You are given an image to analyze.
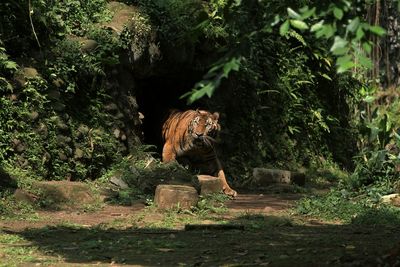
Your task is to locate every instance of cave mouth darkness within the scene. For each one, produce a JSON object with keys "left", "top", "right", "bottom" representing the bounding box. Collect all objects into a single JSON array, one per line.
[{"left": 135, "top": 75, "right": 200, "bottom": 157}]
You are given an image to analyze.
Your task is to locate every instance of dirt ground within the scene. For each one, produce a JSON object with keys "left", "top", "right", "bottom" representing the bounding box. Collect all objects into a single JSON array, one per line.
[{"left": 1, "top": 192, "right": 400, "bottom": 266}]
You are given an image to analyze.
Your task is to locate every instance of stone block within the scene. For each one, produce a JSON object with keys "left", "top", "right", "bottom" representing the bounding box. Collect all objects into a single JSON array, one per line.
[
  {"left": 154, "top": 185, "right": 198, "bottom": 210},
  {"left": 197, "top": 175, "right": 223, "bottom": 195}
]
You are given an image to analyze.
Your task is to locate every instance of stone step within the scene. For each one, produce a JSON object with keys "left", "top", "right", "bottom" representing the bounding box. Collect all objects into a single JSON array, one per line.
[{"left": 197, "top": 175, "right": 223, "bottom": 195}]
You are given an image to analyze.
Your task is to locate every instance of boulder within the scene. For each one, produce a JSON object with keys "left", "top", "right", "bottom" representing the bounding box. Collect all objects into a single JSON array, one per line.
[
  {"left": 154, "top": 185, "right": 199, "bottom": 210},
  {"left": 197, "top": 175, "right": 223, "bottom": 195},
  {"left": 252, "top": 168, "right": 306, "bottom": 186},
  {"left": 104, "top": 2, "right": 140, "bottom": 34},
  {"left": 109, "top": 175, "right": 129, "bottom": 190},
  {"left": 51, "top": 79, "right": 64, "bottom": 89},
  {"left": 74, "top": 148, "right": 84, "bottom": 159},
  {"left": 14, "top": 67, "right": 40, "bottom": 87},
  {"left": 23, "top": 67, "right": 39, "bottom": 78},
  {"left": 80, "top": 39, "right": 98, "bottom": 53},
  {"left": 104, "top": 1, "right": 161, "bottom": 78},
  {"left": 14, "top": 189, "right": 37, "bottom": 204},
  {"left": 31, "top": 181, "right": 98, "bottom": 209},
  {"left": 65, "top": 35, "right": 98, "bottom": 53},
  {"left": 29, "top": 111, "right": 39, "bottom": 121}
]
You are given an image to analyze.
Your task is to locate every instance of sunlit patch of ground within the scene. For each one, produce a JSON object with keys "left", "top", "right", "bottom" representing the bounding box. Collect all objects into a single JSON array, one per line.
[{"left": 1, "top": 193, "right": 399, "bottom": 266}]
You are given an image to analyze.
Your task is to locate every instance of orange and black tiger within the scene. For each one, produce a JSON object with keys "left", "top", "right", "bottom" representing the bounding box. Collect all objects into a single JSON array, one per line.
[{"left": 161, "top": 109, "right": 237, "bottom": 197}]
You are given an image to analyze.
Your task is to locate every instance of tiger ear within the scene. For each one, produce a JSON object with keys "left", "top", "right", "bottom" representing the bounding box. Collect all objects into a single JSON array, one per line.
[{"left": 212, "top": 112, "right": 219, "bottom": 121}]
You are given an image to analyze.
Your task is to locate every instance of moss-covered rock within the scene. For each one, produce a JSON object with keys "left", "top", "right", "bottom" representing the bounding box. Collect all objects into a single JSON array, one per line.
[
  {"left": 31, "top": 181, "right": 101, "bottom": 210},
  {"left": 104, "top": 1, "right": 161, "bottom": 78}
]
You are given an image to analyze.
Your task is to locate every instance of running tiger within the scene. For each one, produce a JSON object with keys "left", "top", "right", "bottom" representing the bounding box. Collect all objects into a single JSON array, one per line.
[{"left": 161, "top": 109, "right": 237, "bottom": 197}]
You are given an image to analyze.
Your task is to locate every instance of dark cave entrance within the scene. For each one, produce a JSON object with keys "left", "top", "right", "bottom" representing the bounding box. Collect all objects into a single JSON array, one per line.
[{"left": 135, "top": 75, "right": 199, "bottom": 157}]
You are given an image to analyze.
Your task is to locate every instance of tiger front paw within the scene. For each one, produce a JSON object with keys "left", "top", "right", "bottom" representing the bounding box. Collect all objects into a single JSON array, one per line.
[{"left": 223, "top": 187, "right": 237, "bottom": 198}]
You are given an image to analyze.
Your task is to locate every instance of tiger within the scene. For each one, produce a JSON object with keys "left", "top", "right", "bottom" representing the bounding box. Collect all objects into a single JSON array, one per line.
[{"left": 161, "top": 109, "right": 237, "bottom": 197}]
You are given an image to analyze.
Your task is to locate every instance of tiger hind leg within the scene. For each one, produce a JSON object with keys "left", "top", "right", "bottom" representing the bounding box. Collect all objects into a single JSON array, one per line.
[{"left": 162, "top": 142, "right": 176, "bottom": 163}]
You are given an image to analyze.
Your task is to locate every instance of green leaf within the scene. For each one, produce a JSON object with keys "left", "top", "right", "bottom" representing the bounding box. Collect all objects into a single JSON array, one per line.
[
  {"left": 316, "top": 24, "right": 335, "bottom": 38},
  {"left": 287, "top": 8, "right": 301, "bottom": 19},
  {"left": 300, "top": 7, "right": 316, "bottom": 19},
  {"left": 288, "top": 125, "right": 300, "bottom": 134},
  {"left": 369, "top": 25, "right": 386, "bottom": 36},
  {"left": 271, "top": 15, "right": 280, "bottom": 26},
  {"left": 394, "top": 131, "right": 400, "bottom": 141},
  {"left": 358, "top": 54, "right": 372, "bottom": 69},
  {"left": 290, "top": 20, "right": 309, "bottom": 30},
  {"left": 330, "top": 36, "right": 348, "bottom": 55},
  {"left": 189, "top": 89, "right": 206, "bottom": 104},
  {"left": 310, "top": 20, "right": 324, "bottom": 32},
  {"left": 336, "top": 54, "right": 352, "bottom": 65},
  {"left": 355, "top": 27, "right": 365, "bottom": 40},
  {"left": 337, "top": 62, "right": 354, "bottom": 73},
  {"left": 332, "top": 47, "right": 349, "bottom": 56},
  {"left": 336, "top": 55, "right": 354, "bottom": 73},
  {"left": 299, "top": 6, "right": 309, "bottom": 13},
  {"left": 342, "top": 0, "right": 351, "bottom": 8},
  {"left": 4, "top": 61, "right": 17, "bottom": 71},
  {"left": 280, "top": 20, "right": 290, "bottom": 36},
  {"left": 223, "top": 57, "right": 240, "bottom": 77},
  {"left": 185, "top": 83, "right": 216, "bottom": 104},
  {"left": 333, "top": 7, "right": 344, "bottom": 20},
  {"left": 204, "top": 83, "right": 215, "bottom": 98},
  {"left": 323, "top": 58, "right": 332, "bottom": 67},
  {"left": 347, "top": 17, "right": 360, "bottom": 32},
  {"left": 183, "top": 57, "right": 241, "bottom": 103},
  {"left": 362, "top": 42, "right": 372, "bottom": 53},
  {"left": 0, "top": 77, "right": 13, "bottom": 92},
  {"left": 233, "top": 0, "right": 241, "bottom": 6},
  {"left": 321, "top": 73, "right": 332, "bottom": 81},
  {"left": 363, "top": 95, "right": 375, "bottom": 103}
]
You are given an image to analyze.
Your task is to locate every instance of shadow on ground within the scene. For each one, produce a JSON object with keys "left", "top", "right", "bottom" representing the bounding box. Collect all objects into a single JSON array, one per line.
[{"left": 7, "top": 213, "right": 400, "bottom": 267}]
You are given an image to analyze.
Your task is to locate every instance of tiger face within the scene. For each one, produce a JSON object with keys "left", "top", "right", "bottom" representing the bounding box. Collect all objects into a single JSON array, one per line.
[{"left": 188, "top": 111, "right": 220, "bottom": 146}]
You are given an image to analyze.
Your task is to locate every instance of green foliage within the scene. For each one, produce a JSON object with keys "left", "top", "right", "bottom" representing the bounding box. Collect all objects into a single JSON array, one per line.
[
  {"left": 133, "top": 0, "right": 210, "bottom": 46},
  {"left": 0, "top": 44, "right": 17, "bottom": 92},
  {"left": 32, "top": 0, "right": 111, "bottom": 37},
  {"left": 194, "top": 193, "right": 229, "bottom": 214},
  {"left": 182, "top": 56, "right": 241, "bottom": 104},
  {"left": 346, "top": 86, "right": 400, "bottom": 189},
  {"left": 296, "top": 188, "right": 400, "bottom": 225},
  {"left": 0, "top": 190, "right": 37, "bottom": 220},
  {"left": 208, "top": 11, "right": 358, "bottom": 180},
  {"left": 155, "top": 0, "right": 360, "bottom": 178},
  {"left": 48, "top": 29, "right": 121, "bottom": 93},
  {"left": 0, "top": 0, "right": 110, "bottom": 56},
  {"left": 99, "top": 154, "right": 197, "bottom": 203},
  {"left": 181, "top": 0, "right": 386, "bottom": 104},
  {"left": 0, "top": 1, "right": 128, "bottom": 181},
  {"left": 278, "top": 2, "right": 385, "bottom": 73},
  {"left": 0, "top": 73, "right": 122, "bottom": 181},
  {"left": 0, "top": 0, "right": 393, "bottom": 209},
  {"left": 0, "top": 45, "right": 18, "bottom": 74}
]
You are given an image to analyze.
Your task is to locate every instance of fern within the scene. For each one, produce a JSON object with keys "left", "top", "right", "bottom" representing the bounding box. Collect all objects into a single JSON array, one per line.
[
  {"left": 286, "top": 29, "right": 307, "bottom": 46},
  {"left": 0, "top": 45, "right": 18, "bottom": 73}
]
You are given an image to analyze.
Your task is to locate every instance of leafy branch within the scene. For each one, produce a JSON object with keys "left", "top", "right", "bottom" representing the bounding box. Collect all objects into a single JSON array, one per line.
[
  {"left": 181, "top": 56, "right": 241, "bottom": 104},
  {"left": 279, "top": 2, "right": 386, "bottom": 73}
]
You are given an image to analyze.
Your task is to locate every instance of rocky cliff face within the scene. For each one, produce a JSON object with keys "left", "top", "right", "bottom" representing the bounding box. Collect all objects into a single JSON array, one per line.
[{"left": 0, "top": 1, "right": 207, "bottom": 180}]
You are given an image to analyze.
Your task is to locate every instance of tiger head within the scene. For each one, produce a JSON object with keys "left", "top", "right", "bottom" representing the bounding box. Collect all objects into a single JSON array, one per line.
[{"left": 188, "top": 110, "right": 220, "bottom": 146}]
